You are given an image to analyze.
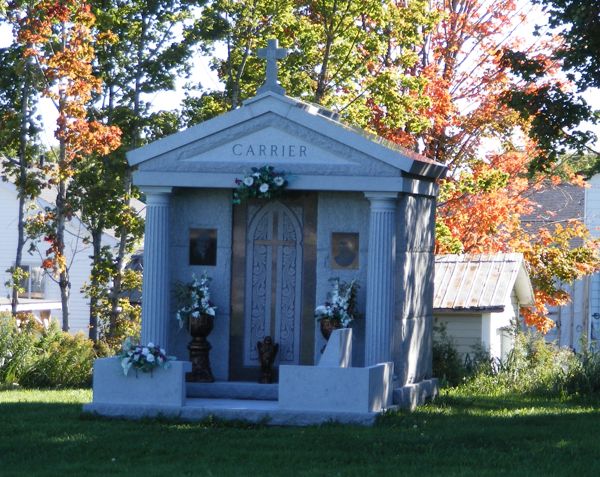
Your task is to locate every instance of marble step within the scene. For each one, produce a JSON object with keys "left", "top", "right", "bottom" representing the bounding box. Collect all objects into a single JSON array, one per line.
[
  {"left": 182, "top": 398, "right": 378, "bottom": 426},
  {"left": 186, "top": 381, "right": 278, "bottom": 401}
]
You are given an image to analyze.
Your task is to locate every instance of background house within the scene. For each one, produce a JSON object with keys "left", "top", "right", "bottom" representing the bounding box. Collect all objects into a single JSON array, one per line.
[
  {"left": 433, "top": 253, "right": 535, "bottom": 361},
  {"left": 522, "top": 180, "right": 600, "bottom": 351},
  {"left": 0, "top": 181, "right": 122, "bottom": 334}
]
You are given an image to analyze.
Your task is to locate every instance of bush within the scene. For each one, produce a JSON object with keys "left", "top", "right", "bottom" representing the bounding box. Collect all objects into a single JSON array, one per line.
[
  {"left": 459, "top": 331, "right": 600, "bottom": 399},
  {"left": 0, "top": 313, "right": 38, "bottom": 384},
  {"left": 433, "top": 322, "right": 600, "bottom": 400},
  {"left": 563, "top": 340, "right": 600, "bottom": 396},
  {"left": 0, "top": 314, "right": 97, "bottom": 388},
  {"left": 98, "top": 298, "right": 141, "bottom": 353},
  {"left": 19, "top": 323, "right": 96, "bottom": 388},
  {"left": 433, "top": 321, "right": 495, "bottom": 387}
]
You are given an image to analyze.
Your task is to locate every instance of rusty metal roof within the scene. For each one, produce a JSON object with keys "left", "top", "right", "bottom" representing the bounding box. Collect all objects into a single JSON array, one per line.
[{"left": 434, "top": 253, "right": 534, "bottom": 311}]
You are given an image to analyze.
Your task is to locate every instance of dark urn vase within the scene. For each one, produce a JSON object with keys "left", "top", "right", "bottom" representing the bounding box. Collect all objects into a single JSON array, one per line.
[
  {"left": 319, "top": 318, "right": 343, "bottom": 341},
  {"left": 187, "top": 313, "right": 215, "bottom": 382}
]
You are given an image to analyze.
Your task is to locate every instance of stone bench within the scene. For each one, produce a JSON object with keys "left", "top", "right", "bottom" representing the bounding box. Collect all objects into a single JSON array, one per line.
[{"left": 279, "top": 328, "right": 393, "bottom": 413}]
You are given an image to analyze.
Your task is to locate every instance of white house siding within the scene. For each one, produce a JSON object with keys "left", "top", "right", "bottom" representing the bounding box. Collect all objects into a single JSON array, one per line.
[
  {"left": 0, "top": 182, "right": 117, "bottom": 334},
  {"left": 41, "top": 218, "right": 96, "bottom": 334},
  {"left": 586, "top": 175, "right": 600, "bottom": 349},
  {"left": 488, "top": 291, "right": 518, "bottom": 360},
  {"left": 0, "top": 186, "right": 18, "bottom": 285},
  {"left": 543, "top": 278, "right": 590, "bottom": 351}
]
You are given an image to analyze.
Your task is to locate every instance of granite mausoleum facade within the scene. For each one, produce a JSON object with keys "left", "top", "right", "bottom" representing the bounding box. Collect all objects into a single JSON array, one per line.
[{"left": 86, "top": 41, "right": 447, "bottom": 423}]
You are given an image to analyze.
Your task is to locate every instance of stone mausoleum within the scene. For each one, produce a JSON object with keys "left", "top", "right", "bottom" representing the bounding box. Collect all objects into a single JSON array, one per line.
[{"left": 85, "top": 41, "right": 447, "bottom": 425}]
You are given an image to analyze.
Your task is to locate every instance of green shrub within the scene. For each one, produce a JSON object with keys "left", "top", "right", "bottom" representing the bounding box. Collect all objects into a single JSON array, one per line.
[
  {"left": 563, "top": 340, "right": 600, "bottom": 396},
  {"left": 19, "top": 322, "right": 96, "bottom": 388},
  {"left": 0, "top": 314, "right": 97, "bottom": 388},
  {"left": 98, "top": 298, "right": 141, "bottom": 353},
  {"left": 434, "top": 326, "right": 600, "bottom": 400},
  {"left": 460, "top": 331, "right": 593, "bottom": 399},
  {"left": 0, "top": 313, "right": 38, "bottom": 384},
  {"left": 433, "top": 321, "right": 496, "bottom": 387}
]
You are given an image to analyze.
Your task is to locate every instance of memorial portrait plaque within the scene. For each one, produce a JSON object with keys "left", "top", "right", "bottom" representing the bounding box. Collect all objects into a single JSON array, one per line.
[
  {"left": 331, "top": 232, "right": 359, "bottom": 270},
  {"left": 189, "top": 228, "right": 217, "bottom": 266}
]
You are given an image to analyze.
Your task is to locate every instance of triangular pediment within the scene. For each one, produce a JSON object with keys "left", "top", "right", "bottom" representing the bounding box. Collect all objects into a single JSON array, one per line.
[
  {"left": 128, "top": 92, "right": 446, "bottom": 193},
  {"left": 182, "top": 126, "right": 353, "bottom": 167},
  {"left": 136, "top": 113, "right": 403, "bottom": 177}
]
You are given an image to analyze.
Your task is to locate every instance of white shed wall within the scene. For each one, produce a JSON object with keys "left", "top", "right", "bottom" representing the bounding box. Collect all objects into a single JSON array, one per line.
[
  {"left": 435, "top": 292, "right": 518, "bottom": 361},
  {"left": 434, "top": 314, "right": 482, "bottom": 356}
]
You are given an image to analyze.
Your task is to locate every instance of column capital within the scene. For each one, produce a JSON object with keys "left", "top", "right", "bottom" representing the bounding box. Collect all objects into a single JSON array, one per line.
[
  {"left": 364, "top": 192, "right": 397, "bottom": 209},
  {"left": 141, "top": 186, "right": 172, "bottom": 206},
  {"left": 140, "top": 186, "right": 173, "bottom": 195}
]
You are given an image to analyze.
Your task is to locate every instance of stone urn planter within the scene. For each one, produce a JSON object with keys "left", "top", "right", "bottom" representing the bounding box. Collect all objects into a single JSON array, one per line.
[{"left": 187, "top": 314, "right": 215, "bottom": 382}]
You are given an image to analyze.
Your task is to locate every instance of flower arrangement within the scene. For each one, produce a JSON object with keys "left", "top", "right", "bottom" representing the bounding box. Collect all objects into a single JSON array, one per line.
[
  {"left": 233, "top": 165, "right": 287, "bottom": 204},
  {"left": 314, "top": 278, "right": 359, "bottom": 328},
  {"left": 175, "top": 273, "right": 217, "bottom": 328},
  {"left": 119, "top": 338, "right": 174, "bottom": 376}
]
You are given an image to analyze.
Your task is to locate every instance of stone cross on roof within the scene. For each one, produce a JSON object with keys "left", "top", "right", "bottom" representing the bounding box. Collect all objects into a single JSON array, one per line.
[{"left": 257, "top": 39, "right": 288, "bottom": 95}]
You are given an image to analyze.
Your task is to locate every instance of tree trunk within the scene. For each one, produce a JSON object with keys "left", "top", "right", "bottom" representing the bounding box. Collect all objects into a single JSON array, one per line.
[
  {"left": 11, "top": 192, "right": 26, "bottom": 317},
  {"left": 59, "top": 267, "right": 70, "bottom": 332},
  {"left": 57, "top": 107, "right": 70, "bottom": 331},
  {"left": 315, "top": 33, "right": 334, "bottom": 104},
  {"left": 108, "top": 214, "right": 128, "bottom": 338},
  {"left": 106, "top": 19, "right": 145, "bottom": 336},
  {"left": 57, "top": 169, "right": 70, "bottom": 332},
  {"left": 88, "top": 227, "right": 102, "bottom": 341},
  {"left": 11, "top": 58, "right": 32, "bottom": 317}
]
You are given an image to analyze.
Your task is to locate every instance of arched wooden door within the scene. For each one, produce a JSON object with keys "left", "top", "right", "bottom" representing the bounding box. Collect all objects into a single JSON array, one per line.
[{"left": 230, "top": 195, "right": 316, "bottom": 380}]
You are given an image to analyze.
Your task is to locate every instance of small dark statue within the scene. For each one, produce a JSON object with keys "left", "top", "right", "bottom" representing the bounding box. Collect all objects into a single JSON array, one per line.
[{"left": 257, "top": 336, "right": 279, "bottom": 384}]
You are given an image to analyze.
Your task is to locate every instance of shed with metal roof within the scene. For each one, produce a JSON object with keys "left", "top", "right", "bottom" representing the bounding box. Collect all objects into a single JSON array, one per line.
[{"left": 433, "top": 253, "right": 534, "bottom": 360}]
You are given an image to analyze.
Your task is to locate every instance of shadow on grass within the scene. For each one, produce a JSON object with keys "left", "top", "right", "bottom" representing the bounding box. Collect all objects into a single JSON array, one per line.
[{"left": 1, "top": 392, "right": 600, "bottom": 476}]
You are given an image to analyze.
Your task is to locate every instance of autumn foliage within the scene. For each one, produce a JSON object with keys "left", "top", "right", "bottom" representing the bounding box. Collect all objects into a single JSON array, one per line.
[
  {"left": 17, "top": 0, "right": 120, "bottom": 277},
  {"left": 19, "top": 0, "right": 121, "bottom": 171},
  {"left": 14, "top": 0, "right": 121, "bottom": 330},
  {"left": 367, "top": 0, "right": 600, "bottom": 333}
]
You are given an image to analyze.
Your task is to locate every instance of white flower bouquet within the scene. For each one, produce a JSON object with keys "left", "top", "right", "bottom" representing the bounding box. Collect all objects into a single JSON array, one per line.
[
  {"left": 314, "top": 278, "right": 359, "bottom": 328},
  {"left": 174, "top": 273, "right": 217, "bottom": 328},
  {"left": 119, "top": 338, "right": 174, "bottom": 376},
  {"left": 233, "top": 165, "right": 287, "bottom": 204}
]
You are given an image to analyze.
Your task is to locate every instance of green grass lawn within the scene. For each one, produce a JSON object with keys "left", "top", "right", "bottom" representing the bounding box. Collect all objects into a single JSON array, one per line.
[{"left": 1, "top": 388, "right": 599, "bottom": 476}]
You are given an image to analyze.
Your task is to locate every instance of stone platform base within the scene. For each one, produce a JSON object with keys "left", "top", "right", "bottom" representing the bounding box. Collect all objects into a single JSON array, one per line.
[
  {"left": 84, "top": 377, "right": 438, "bottom": 426},
  {"left": 83, "top": 397, "right": 380, "bottom": 426},
  {"left": 393, "top": 378, "right": 439, "bottom": 410}
]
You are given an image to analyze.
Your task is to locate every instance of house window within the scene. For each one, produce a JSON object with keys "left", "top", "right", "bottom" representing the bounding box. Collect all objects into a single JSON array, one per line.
[{"left": 18, "top": 265, "right": 45, "bottom": 299}]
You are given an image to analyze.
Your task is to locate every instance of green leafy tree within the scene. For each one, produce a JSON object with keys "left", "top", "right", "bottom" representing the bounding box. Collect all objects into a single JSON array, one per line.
[
  {"left": 190, "top": 0, "right": 294, "bottom": 112},
  {"left": 19, "top": 0, "right": 121, "bottom": 332},
  {"left": 0, "top": 4, "right": 44, "bottom": 317},
  {"left": 84, "top": 0, "right": 208, "bottom": 339},
  {"left": 190, "top": 0, "right": 436, "bottom": 139},
  {"left": 501, "top": 0, "right": 599, "bottom": 173}
]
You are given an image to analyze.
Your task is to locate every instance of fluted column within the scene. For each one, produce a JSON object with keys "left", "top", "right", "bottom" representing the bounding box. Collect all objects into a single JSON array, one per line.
[
  {"left": 140, "top": 187, "right": 172, "bottom": 347},
  {"left": 364, "top": 192, "right": 397, "bottom": 366}
]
